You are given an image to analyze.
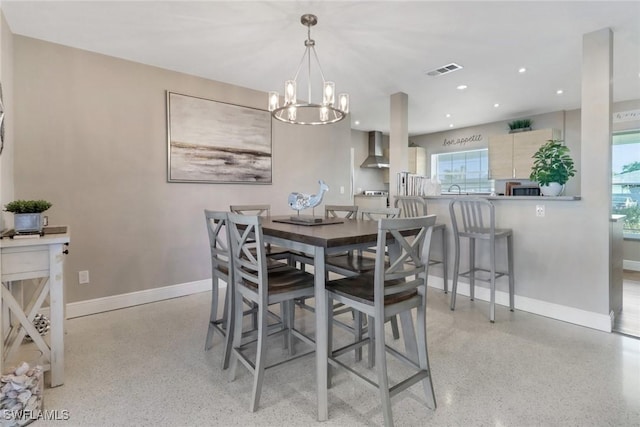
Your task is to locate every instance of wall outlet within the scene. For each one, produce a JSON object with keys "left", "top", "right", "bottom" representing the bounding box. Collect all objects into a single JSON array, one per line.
[
  {"left": 340, "top": 186, "right": 345, "bottom": 194},
  {"left": 536, "top": 205, "right": 545, "bottom": 217},
  {"left": 79, "top": 270, "right": 90, "bottom": 284}
]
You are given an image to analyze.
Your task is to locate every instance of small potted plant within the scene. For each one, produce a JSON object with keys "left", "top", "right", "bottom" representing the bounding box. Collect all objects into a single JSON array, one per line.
[
  {"left": 529, "top": 140, "right": 576, "bottom": 196},
  {"left": 4, "top": 200, "right": 52, "bottom": 233},
  {"left": 508, "top": 118, "right": 532, "bottom": 133}
]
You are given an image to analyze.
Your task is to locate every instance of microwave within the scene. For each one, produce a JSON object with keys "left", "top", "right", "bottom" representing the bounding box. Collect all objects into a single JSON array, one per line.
[{"left": 510, "top": 185, "right": 541, "bottom": 196}]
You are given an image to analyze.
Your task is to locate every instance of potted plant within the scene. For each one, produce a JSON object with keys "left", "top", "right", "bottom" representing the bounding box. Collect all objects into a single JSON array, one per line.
[
  {"left": 529, "top": 140, "right": 576, "bottom": 196},
  {"left": 508, "top": 118, "right": 532, "bottom": 133},
  {"left": 4, "top": 200, "right": 52, "bottom": 233}
]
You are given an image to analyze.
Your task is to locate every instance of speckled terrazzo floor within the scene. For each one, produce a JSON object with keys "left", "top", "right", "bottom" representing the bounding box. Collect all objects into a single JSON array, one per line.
[{"left": 37, "top": 287, "right": 640, "bottom": 426}]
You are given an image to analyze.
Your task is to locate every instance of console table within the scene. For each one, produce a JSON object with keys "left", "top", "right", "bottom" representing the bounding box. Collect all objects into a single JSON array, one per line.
[{"left": 0, "top": 227, "right": 69, "bottom": 386}]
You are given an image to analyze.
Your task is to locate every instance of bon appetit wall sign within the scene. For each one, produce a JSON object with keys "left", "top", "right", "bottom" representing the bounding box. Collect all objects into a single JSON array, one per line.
[{"left": 443, "top": 134, "right": 483, "bottom": 147}]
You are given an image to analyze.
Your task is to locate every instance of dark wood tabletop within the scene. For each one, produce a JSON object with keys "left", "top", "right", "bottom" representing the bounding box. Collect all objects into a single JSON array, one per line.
[{"left": 261, "top": 216, "right": 380, "bottom": 248}]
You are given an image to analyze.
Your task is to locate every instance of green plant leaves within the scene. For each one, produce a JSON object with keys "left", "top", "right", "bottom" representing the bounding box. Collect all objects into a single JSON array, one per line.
[
  {"left": 4, "top": 200, "right": 52, "bottom": 213},
  {"left": 529, "top": 140, "right": 576, "bottom": 186}
]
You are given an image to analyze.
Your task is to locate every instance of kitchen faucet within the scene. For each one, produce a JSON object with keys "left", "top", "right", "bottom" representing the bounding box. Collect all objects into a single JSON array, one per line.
[{"left": 448, "top": 184, "right": 462, "bottom": 194}]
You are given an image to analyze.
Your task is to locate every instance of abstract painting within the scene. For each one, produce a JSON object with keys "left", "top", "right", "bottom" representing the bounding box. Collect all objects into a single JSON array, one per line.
[{"left": 167, "top": 92, "right": 272, "bottom": 183}]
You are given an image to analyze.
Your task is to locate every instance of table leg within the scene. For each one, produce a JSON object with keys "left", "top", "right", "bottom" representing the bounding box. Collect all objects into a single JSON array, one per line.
[{"left": 314, "top": 246, "right": 328, "bottom": 421}]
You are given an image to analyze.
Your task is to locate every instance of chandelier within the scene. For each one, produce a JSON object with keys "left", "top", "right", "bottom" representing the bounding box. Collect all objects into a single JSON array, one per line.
[{"left": 268, "top": 14, "right": 349, "bottom": 125}]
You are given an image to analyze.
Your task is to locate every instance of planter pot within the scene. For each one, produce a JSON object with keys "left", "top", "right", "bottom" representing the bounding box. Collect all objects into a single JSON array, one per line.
[
  {"left": 508, "top": 127, "right": 532, "bottom": 134},
  {"left": 540, "top": 182, "right": 564, "bottom": 197},
  {"left": 14, "top": 213, "right": 43, "bottom": 233}
]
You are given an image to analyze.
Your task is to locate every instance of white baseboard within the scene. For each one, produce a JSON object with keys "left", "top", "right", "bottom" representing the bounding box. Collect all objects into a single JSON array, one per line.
[
  {"left": 623, "top": 260, "right": 640, "bottom": 271},
  {"left": 428, "top": 276, "right": 612, "bottom": 332},
  {"left": 62, "top": 275, "right": 610, "bottom": 332},
  {"left": 65, "top": 279, "right": 216, "bottom": 319}
]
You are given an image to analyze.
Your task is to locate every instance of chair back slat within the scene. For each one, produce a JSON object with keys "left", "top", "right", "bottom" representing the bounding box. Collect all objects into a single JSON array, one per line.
[
  {"left": 230, "top": 204, "right": 271, "bottom": 217},
  {"left": 374, "top": 215, "right": 436, "bottom": 300},
  {"left": 394, "top": 196, "right": 428, "bottom": 218},
  {"left": 204, "top": 210, "right": 231, "bottom": 274},
  {"left": 325, "top": 205, "right": 358, "bottom": 219},
  {"left": 449, "top": 198, "right": 495, "bottom": 238},
  {"left": 227, "top": 213, "right": 268, "bottom": 297},
  {"left": 360, "top": 207, "right": 400, "bottom": 220}
]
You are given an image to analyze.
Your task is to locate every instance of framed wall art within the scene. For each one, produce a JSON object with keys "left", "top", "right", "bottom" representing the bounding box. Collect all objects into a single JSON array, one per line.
[{"left": 166, "top": 91, "right": 272, "bottom": 184}]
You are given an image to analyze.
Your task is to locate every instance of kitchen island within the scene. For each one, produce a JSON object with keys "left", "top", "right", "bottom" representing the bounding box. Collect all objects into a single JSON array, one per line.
[{"left": 409, "top": 194, "right": 615, "bottom": 332}]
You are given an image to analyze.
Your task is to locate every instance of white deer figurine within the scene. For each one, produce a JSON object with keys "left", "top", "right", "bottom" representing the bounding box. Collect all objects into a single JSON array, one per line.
[{"left": 288, "top": 179, "right": 329, "bottom": 213}]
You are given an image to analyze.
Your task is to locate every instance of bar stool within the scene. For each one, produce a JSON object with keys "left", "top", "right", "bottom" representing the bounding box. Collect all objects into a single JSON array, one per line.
[
  {"left": 448, "top": 198, "right": 514, "bottom": 322},
  {"left": 394, "top": 196, "right": 449, "bottom": 293}
]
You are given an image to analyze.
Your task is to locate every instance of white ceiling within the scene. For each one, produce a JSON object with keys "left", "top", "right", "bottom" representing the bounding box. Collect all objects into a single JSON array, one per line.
[{"left": 2, "top": 1, "right": 639, "bottom": 135}]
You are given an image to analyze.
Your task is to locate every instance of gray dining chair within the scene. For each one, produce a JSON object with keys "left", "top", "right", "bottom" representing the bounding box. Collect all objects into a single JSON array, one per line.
[
  {"left": 324, "top": 206, "right": 403, "bottom": 359},
  {"left": 226, "top": 213, "right": 316, "bottom": 412},
  {"left": 326, "top": 215, "right": 438, "bottom": 427},
  {"left": 394, "top": 196, "right": 449, "bottom": 293},
  {"left": 203, "top": 210, "right": 235, "bottom": 369},
  {"left": 449, "top": 198, "right": 514, "bottom": 322}
]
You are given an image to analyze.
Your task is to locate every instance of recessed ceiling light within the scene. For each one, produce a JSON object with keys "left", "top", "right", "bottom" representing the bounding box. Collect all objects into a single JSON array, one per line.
[
  {"left": 354, "top": 120, "right": 360, "bottom": 125},
  {"left": 457, "top": 85, "right": 468, "bottom": 90},
  {"left": 518, "top": 67, "right": 527, "bottom": 73},
  {"left": 494, "top": 103, "right": 500, "bottom": 108},
  {"left": 449, "top": 124, "right": 454, "bottom": 128},
  {"left": 445, "top": 113, "right": 451, "bottom": 118},
  {"left": 556, "top": 89, "right": 564, "bottom": 95}
]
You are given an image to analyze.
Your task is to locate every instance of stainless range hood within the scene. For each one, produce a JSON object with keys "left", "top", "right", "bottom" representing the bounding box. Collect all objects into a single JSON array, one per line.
[{"left": 360, "top": 131, "right": 389, "bottom": 168}]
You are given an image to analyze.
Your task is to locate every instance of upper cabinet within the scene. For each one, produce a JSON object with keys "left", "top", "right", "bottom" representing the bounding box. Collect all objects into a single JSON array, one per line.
[
  {"left": 489, "top": 128, "right": 560, "bottom": 179},
  {"left": 383, "top": 147, "right": 427, "bottom": 183}
]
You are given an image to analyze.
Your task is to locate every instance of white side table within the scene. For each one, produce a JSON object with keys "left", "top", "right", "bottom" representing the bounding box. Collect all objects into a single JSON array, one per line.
[{"left": 0, "top": 227, "right": 70, "bottom": 387}]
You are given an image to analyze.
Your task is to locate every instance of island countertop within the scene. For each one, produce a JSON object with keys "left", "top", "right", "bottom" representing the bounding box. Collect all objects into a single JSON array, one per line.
[{"left": 423, "top": 194, "right": 581, "bottom": 201}]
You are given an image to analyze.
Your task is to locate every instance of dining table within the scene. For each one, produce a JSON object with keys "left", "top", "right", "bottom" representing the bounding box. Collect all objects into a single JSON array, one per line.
[{"left": 260, "top": 215, "right": 420, "bottom": 421}]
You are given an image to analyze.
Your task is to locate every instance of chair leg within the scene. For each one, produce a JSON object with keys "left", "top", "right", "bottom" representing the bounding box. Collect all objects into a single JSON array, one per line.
[
  {"left": 354, "top": 310, "right": 363, "bottom": 362},
  {"left": 287, "top": 300, "right": 296, "bottom": 356},
  {"left": 469, "top": 238, "right": 476, "bottom": 301},
  {"left": 205, "top": 275, "right": 220, "bottom": 351},
  {"left": 327, "top": 296, "right": 334, "bottom": 389},
  {"left": 221, "top": 284, "right": 234, "bottom": 370},
  {"left": 367, "top": 315, "right": 375, "bottom": 368},
  {"left": 250, "top": 301, "right": 268, "bottom": 412},
  {"left": 489, "top": 238, "right": 496, "bottom": 323},
  {"left": 416, "top": 297, "right": 437, "bottom": 410},
  {"left": 280, "top": 302, "right": 288, "bottom": 350},
  {"left": 508, "top": 235, "right": 515, "bottom": 312},
  {"left": 389, "top": 315, "right": 400, "bottom": 340},
  {"left": 227, "top": 285, "right": 244, "bottom": 382},
  {"left": 441, "top": 228, "right": 448, "bottom": 294},
  {"left": 450, "top": 235, "right": 460, "bottom": 311},
  {"left": 374, "top": 313, "right": 393, "bottom": 427}
]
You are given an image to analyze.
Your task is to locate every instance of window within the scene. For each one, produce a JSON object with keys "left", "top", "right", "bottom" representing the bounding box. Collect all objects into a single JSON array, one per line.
[
  {"left": 612, "top": 130, "right": 640, "bottom": 236},
  {"left": 432, "top": 149, "right": 492, "bottom": 193}
]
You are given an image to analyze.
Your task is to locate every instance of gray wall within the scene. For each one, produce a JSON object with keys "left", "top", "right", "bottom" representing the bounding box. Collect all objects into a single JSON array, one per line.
[
  {"left": 0, "top": 11, "right": 14, "bottom": 231},
  {"left": 11, "top": 36, "right": 355, "bottom": 303}
]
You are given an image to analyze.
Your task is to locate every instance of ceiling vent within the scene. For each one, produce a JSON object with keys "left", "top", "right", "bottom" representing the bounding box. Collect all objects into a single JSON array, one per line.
[{"left": 426, "top": 62, "right": 463, "bottom": 76}]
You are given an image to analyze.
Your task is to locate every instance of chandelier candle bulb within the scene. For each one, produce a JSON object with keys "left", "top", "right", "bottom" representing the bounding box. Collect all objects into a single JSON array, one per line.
[
  {"left": 285, "top": 80, "right": 296, "bottom": 105},
  {"left": 320, "top": 106, "right": 329, "bottom": 122},
  {"left": 268, "top": 91, "right": 279, "bottom": 112},
  {"left": 323, "top": 82, "right": 335, "bottom": 106}
]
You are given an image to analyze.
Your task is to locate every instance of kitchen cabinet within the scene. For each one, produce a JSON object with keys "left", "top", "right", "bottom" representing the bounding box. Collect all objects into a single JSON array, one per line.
[
  {"left": 383, "top": 147, "right": 427, "bottom": 183},
  {"left": 488, "top": 128, "right": 559, "bottom": 179},
  {"left": 354, "top": 195, "right": 388, "bottom": 210}
]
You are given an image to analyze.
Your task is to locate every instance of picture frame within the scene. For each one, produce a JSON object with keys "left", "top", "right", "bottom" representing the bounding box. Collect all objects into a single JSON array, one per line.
[{"left": 166, "top": 91, "right": 272, "bottom": 184}]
